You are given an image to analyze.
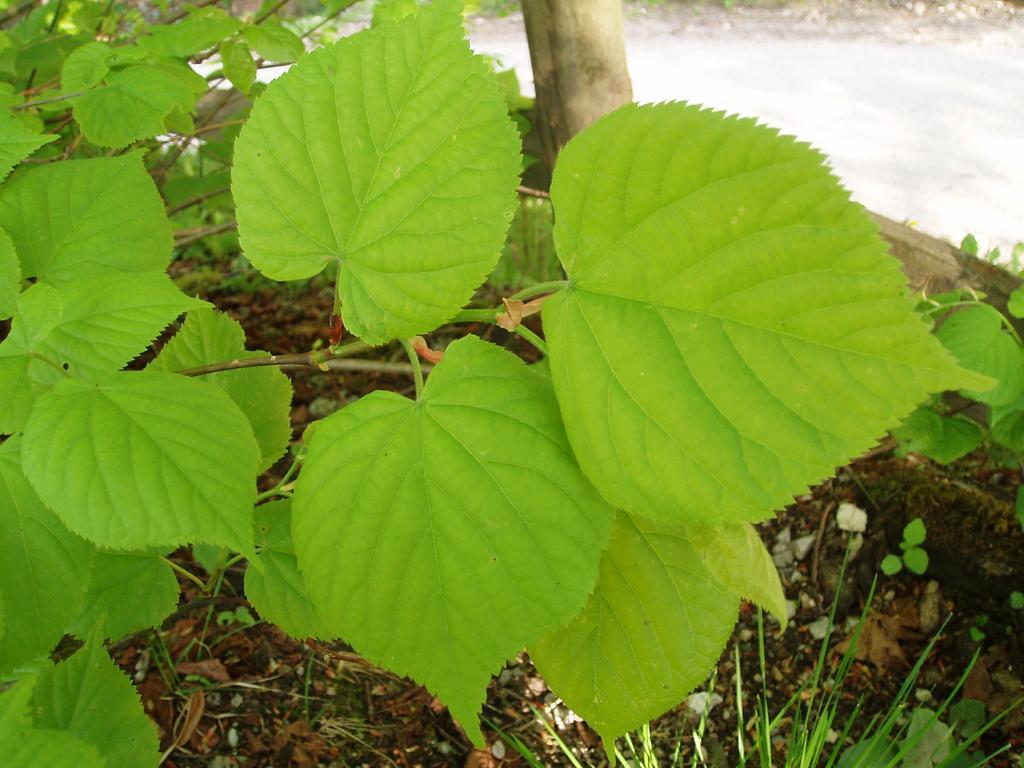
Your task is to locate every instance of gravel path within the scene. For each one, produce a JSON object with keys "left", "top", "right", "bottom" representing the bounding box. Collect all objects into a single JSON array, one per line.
[{"left": 469, "top": 0, "right": 1024, "bottom": 255}]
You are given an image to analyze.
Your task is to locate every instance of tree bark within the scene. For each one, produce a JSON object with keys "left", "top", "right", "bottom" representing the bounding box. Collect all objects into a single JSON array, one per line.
[
  {"left": 516, "top": 3, "right": 1021, "bottom": 322},
  {"left": 871, "top": 213, "right": 1024, "bottom": 335},
  {"left": 521, "top": 0, "right": 632, "bottom": 179}
]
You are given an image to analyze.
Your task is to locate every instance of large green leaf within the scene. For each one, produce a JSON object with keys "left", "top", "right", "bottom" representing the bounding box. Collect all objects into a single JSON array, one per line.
[
  {"left": 0, "top": 226, "right": 17, "bottom": 319},
  {"left": 0, "top": 108, "right": 56, "bottom": 181},
  {"left": 150, "top": 308, "right": 293, "bottom": 472},
  {"left": 0, "top": 675, "right": 106, "bottom": 768},
  {"left": 991, "top": 398, "right": 1024, "bottom": 452},
  {"left": 0, "top": 155, "right": 172, "bottom": 286},
  {"left": 245, "top": 500, "right": 332, "bottom": 639},
  {"left": 530, "top": 511, "right": 739, "bottom": 747},
  {"left": 73, "top": 62, "right": 206, "bottom": 148},
  {"left": 60, "top": 41, "right": 111, "bottom": 93},
  {"left": 21, "top": 371, "right": 259, "bottom": 554},
  {"left": 137, "top": 10, "right": 241, "bottom": 58},
  {"left": 293, "top": 335, "right": 612, "bottom": 743},
  {"left": 68, "top": 552, "right": 179, "bottom": 641},
  {"left": 242, "top": 24, "right": 304, "bottom": 63},
  {"left": 542, "top": 102, "right": 985, "bottom": 525},
  {"left": 935, "top": 304, "right": 1024, "bottom": 406},
  {"left": 33, "top": 625, "right": 161, "bottom": 768},
  {"left": 686, "top": 522, "right": 787, "bottom": 626},
  {"left": 0, "top": 283, "right": 64, "bottom": 434},
  {"left": 220, "top": 39, "right": 256, "bottom": 95},
  {"left": 0, "top": 438, "right": 95, "bottom": 673},
  {"left": 12, "top": 274, "right": 205, "bottom": 379},
  {"left": 0, "top": 354, "right": 45, "bottom": 434},
  {"left": 232, "top": 0, "right": 520, "bottom": 343},
  {"left": 893, "top": 406, "right": 983, "bottom": 464}
]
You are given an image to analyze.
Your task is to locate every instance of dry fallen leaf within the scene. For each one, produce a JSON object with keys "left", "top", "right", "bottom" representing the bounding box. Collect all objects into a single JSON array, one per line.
[
  {"left": 836, "top": 612, "right": 915, "bottom": 672},
  {"left": 172, "top": 689, "right": 205, "bottom": 750},
  {"left": 177, "top": 658, "right": 231, "bottom": 683},
  {"left": 496, "top": 296, "right": 549, "bottom": 331}
]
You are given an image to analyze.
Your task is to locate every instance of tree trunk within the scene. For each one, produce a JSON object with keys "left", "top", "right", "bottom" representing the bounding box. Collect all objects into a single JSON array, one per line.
[
  {"left": 521, "top": 0, "right": 632, "bottom": 179},
  {"left": 872, "top": 213, "right": 1024, "bottom": 336},
  {"left": 517, "top": 5, "right": 1021, "bottom": 313}
]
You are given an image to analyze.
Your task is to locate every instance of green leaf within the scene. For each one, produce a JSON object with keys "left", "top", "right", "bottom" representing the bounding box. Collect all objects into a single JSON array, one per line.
[
  {"left": 192, "top": 543, "right": 225, "bottom": 574},
  {"left": 991, "top": 394, "right": 1024, "bottom": 452},
  {"left": 60, "top": 41, "right": 111, "bottom": 93},
  {"left": 961, "top": 234, "right": 979, "bottom": 256},
  {"left": 686, "top": 522, "right": 787, "bottom": 627},
  {"left": 1016, "top": 487, "right": 1024, "bottom": 533},
  {"left": 950, "top": 698, "right": 986, "bottom": 737},
  {"left": 242, "top": 24, "right": 305, "bottom": 63},
  {"left": 220, "top": 39, "right": 256, "bottom": 95},
  {"left": 245, "top": 500, "right": 332, "bottom": 639},
  {"left": 0, "top": 438, "right": 95, "bottom": 673},
  {"left": 1008, "top": 286, "right": 1024, "bottom": 319},
  {"left": 881, "top": 554, "right": 903, "bottom": 575},
  {"left": 530, "top": 511, "right": 739, "bottom": 747},
  {"left": 0, "top": 282, "right": 68, "bottom": 434},
  {"left": 33, "top": 624, "right": 160, "bottom": 768},
  {"left": 21, "top": 370, "right": 259, "bottom": 555},
  {"left": 15, "top": 273, "right": 206, "bottom": 379},
  {"left": 1011, "top": 591, "right": 1024, "bottom": 610},
  {"left": 0, "top": 107, "right": 56, "bottom": 181},
  {"left": 0, "top": 155, "right": 173, "bottom": 286},
  {"left": 903, "top": 517, "right": 926, "bottom": 546},
  {"left": 541, "top": 102, "right": 984, "bottom": 525},
  {"left": 901, "top": 708, "right": 951, "bottom": 768},
  {"left": 69, "top": 552, "right": 179, "bottom": 641},
  {"left": 293, "top": 335, "right": 612, "bottom": 743},
  {"left": 372, "top": 0, "right": 421, "bottom": 26},
  {"left": 0, "top": 676, "right": 106, "bottom": 768},
  {"left": 73, "top": 62, "right": 206, "bottom": 148},
  {"left": 903, "top": 547, "right": 928, "bottom": 575},
  {"left": 150, "top": 308, "right": 292, "bottom": 472},
  {"left": 233, "top": 0, "right": 520, "bottom": 343},
  {"left": 0, "top": 226, "right": 18, "bottom": 319},
  {"left": 936, "top": 304, "right": 1024, "bottom": 406},
  {"left": 893, "top": 407, "right": 983, "bottom": 464},
  {"left": 138, "top": 10, "right": 242, "bottom": 58},
  {"left": 0, "top": 353, "right": 47, "bottom": 434}
]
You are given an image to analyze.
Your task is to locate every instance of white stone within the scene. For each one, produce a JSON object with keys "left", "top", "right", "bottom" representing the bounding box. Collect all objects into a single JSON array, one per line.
[
  {"left": 791, "top": 534, "right": 817, "bottom": 561},
  {"left": 837, "top": 502, "right": 868, "bottom": 533},
  {"left": 808, "top": 616, "right": 831, "bottom": 640}
]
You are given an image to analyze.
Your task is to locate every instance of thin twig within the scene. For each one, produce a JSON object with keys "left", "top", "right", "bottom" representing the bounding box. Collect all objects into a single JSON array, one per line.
[
  {"left": 166, "top": 185, "right": 231, "bottom": 216},
  {"left": 517, "top": 184, "right": 550, "bottom": 199},
  {"left": 173, "top": 220, "right": 237, "bottom": 248},
  {"left": 0, "top": 0, "right": 35, "bottom": 28},
  {"left": 254, "top": 0, "right": 293, "bottom": 24},
  {"left": 13, "top": 90, "right": 84, "bottom": 111}
]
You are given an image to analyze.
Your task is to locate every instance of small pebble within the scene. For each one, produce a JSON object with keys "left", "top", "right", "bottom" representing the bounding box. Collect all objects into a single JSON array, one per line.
[
  {"left": 807, "top": 616, "right": 831, "bottom": 640},
  {"left": 791, "top": 534, "right": 816, "bottom": 561},
  {"left": 837, "top": 502, "right": 867, "bottom": 533},
  {"left": 491, "top": 741, "right": 507, "bottom": 759},
  {"left": 227, "top": 727, "right": 239, "bottom": 748}
]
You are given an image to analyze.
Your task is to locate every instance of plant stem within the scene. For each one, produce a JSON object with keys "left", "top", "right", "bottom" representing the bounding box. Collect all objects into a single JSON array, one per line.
[
  {"left": 515, "top": 325, "right": 548, "bottom": 355},
  {"left": 13, "top": 91, "right": 84, "bottom": 111},
  {"left": 173, "top": 220, "right": 238, "bottom": 248},
  {"left": 166, "top": 185, "right": 232, "bottom": 216},
  {"left": 162, "top": 557, "right": 209, "bottom": 591},
  {"left": 400, "top": 338, "right": 424, "bottom": 399},
  {"left": 516, "top": 184, "right": 550, "bottom": 199},
  {"left": 509, "top": 280, "right": 569, "bottom": 302},
  {"left": 28, "top": 352, "right": 71, "bottom": 377},
  {"left": 452, "top": 308, "right": 500, "bottom": 324}
]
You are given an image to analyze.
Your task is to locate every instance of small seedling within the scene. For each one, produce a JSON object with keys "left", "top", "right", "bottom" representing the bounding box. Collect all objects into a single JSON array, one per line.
[
  {"left": 881, "top": 518, "right": 929, "bottom": 575},
  {"left": 1011, "top": 591, "right": 1024, "bottom": 610}
]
